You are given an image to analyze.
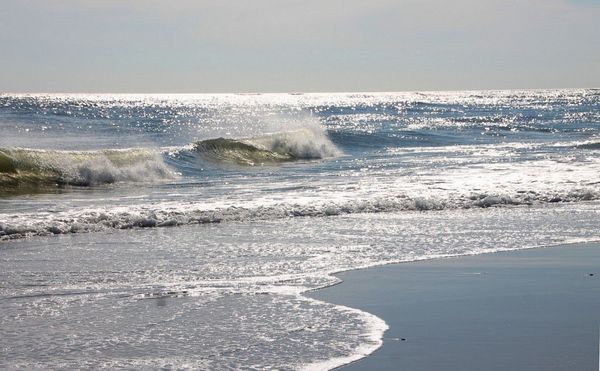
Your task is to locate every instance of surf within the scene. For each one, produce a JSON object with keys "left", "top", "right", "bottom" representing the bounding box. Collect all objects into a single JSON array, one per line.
[
  {"left": 0, "top": 147, "right": 176, "bottom": 194},
  {"left": 191, "top": 127, "right": 341, "bottom": 166},
  {"left": 0, "top": 127, "right": 342, "bottom": 194}
]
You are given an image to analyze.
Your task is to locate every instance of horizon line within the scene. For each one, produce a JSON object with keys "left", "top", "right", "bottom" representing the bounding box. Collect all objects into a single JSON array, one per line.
[{"left": 1, "top": 86, "right": 599, "bottom": 96}]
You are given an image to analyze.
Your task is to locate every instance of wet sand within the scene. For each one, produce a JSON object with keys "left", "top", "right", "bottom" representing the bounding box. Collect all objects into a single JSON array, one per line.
[{"left": 309, "top": 243, "right": 600, "bottom": 370}]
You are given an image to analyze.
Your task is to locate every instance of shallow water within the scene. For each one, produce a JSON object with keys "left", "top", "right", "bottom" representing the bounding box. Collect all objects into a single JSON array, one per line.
[{"left": 1, "top": 90, "right": 599, "bottom": 369}]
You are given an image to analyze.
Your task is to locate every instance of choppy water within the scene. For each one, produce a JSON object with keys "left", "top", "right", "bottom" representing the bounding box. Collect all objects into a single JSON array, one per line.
[{"left": 1, "top": 90, "right": 600, "bottom": 369}]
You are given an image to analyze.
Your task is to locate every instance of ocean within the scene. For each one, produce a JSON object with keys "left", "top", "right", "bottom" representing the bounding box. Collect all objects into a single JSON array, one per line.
[{"left": 1, "top": 90, "right": 600, "bottom": 369}]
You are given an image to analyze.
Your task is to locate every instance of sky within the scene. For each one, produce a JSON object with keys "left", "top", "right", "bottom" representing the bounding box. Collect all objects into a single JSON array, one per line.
[{"left": 0, "top": 0, "right": 599, "bottom": 93}]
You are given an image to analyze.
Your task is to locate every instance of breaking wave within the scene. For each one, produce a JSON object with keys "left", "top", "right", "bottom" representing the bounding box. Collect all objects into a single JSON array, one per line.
[
  {"left": 193, "top": 138, "right": 294, "bottom": 165},
  {"left": 0, "top": 148, "right": 176, "bottom": 193},
  {"left": 1, "top": 187, "right": 598, "bottom": 240},
  {"left": 192, "top": 127, "right": 341, "bottom": 166},
  {"left": 576, "top": 140, "right": 600, "bottom": 150},
  {"left": 1, "top": 127, "right": 341, "bottom": 194}
]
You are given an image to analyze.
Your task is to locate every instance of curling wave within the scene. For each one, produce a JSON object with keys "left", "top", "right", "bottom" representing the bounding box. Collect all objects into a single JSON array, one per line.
[
  {"left": 192, "top": 128, "right": 341, "bottom": 166},
  {"left": 0, "top": 147, "right": 176, "bottom": 193},
  {"left": 193, "top": 138, "right": 294, "bottom": 165},
  {"left": 0, "top": 128, "right": 341, "bottom": 194},
  {"left": 576, "top": 140, "right": 600, "bottom": 150}
]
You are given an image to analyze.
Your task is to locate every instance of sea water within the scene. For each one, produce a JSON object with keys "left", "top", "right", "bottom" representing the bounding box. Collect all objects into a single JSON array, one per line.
[{"left": 1, "top": 90, "right": 599, "bottom": 369}]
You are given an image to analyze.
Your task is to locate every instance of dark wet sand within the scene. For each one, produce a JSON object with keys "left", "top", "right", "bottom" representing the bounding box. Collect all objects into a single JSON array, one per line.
[{"left": 309, "top": 243, "right": 600, "bottom": 371}]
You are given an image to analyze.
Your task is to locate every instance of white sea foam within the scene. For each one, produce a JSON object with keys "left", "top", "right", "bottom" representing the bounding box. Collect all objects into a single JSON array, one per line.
[
  {"left": 2, "top": 90, "right": 600, "bottom": 370},
  {"left": 0, "top": 147, "right": 177, "bottom": 188},
  {"left": 3, "top": 203, "right": 600, "bottom": 370},
  {"left": 190, "top": 127, "right": 341, "bottom": 167},
  {"left": 1, "top": 184, "right": 598, "bottom": 240},
  {"left": 300, "top": 301, "right": 388, "bottom": 371},
  {"left": 246, "top": 121, "right": 341, "bottom": 160}
]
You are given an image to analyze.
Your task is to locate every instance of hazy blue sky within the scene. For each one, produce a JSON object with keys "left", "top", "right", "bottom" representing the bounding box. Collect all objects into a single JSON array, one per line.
[{"left": 1, "top": 0, "right": 598, "bottom": 93}]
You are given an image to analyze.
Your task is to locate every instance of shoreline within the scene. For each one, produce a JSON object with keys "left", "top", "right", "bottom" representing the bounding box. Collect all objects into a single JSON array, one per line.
[{"left": 309, "top": 243, "right": 600, "bottom": 370}]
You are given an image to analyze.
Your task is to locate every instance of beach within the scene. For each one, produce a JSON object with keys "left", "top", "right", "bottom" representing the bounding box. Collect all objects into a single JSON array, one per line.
[
  {"left": 2, "top": 91, "right": 600, "bottom": 369},
  {"left": 2, "top": 0, "right": 600, "bottom": 368},
  {"left": 310, "top": 243, "right": 600, "bottom": 370}
]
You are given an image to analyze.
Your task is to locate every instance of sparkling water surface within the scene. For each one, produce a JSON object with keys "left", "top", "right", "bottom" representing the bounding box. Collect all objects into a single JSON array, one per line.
[{"left": 1, "top": 90, "right": 599, "bottom": 369}]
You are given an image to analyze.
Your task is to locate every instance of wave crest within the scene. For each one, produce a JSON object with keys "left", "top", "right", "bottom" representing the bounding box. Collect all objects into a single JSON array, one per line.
[
  {"left": 247, "top": 127, "right": 341, "bottom": 160},
  {"left": 0, "top": 148, "right": 176, "bottom": 193},
  {"left": 193, "top": 127, "right": 341, "bottom": 166},
  {"left": 2, "top": 187, "right": 599, "bottom": 240},
  {"left": 193, "top": 138, "right": 294, "bottom": 165},
  {"left": 576, "top": 140, "right": 600, "bottom": 150}
]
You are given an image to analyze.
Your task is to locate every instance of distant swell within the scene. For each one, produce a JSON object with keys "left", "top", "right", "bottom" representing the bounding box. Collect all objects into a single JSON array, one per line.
[
  {"left": 1, "top": 187, "right": 598, "bottom": 241},
  {"left": 0, "top": 148, "right": 176, "bottom": 193},
  {"left": 192, "top": 128, "right": 341, "bottom": 166},
  {"left": 576, "top": 141, "right": 600, "bottom": 150}
]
